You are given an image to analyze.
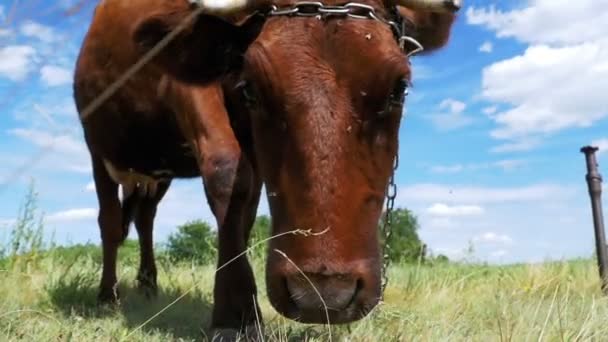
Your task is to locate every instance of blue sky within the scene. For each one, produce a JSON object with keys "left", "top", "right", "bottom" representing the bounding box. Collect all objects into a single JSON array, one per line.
[{"left": 1, "top": 0, "right": 607, "bottom": 264}]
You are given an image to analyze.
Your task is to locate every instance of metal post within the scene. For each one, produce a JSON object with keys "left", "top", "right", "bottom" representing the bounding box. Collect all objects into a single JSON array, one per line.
[{"left": 581, "top": 146, "right": 608, "bottom": 294}]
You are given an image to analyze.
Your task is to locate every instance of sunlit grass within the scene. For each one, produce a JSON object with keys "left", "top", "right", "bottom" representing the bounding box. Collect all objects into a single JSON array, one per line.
[
  {"left": 2, "top": 246, "right": 608, "bottom": 341},
  {"left": 1, "top": 184, "right": 607, "bottom": 341}
]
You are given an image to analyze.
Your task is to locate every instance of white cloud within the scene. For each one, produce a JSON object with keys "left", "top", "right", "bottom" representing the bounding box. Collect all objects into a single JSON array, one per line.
[
  {"left": 479, "top": 41, "right": 493, "bottom": 53},
  {"left": 0, "top": 28, "right": 12, "bottom": 37},
  {"left": 491, "top": 249, "right": 508, "bottom": 258},
  {"left": 473, "top": 232, "right": 513, "bottom": 244},
  {"left": 20, "top": 21, "right": 57, "bottom": 43},
  {"left": 398, "top": 183, "right": 573, "bottom": 205},
  {"left": 483, "top": 106, "right": 498, "bottom": 116},
  {"left": 429, "top": 98, "right": 473, "bottom": 131},
  {"left": 441, "top": 98, "right": 466, "bottom": 113},
  {"left": 466, "top": 1, "right": 608, "bottom": 46},
  {"left": 40, "top": 65, "right": 72, "bottom": 86},
  {"left": 46, "top": 208, "right": 97, "bottom": 223},
  {"left": 468, "top": 1, "right": 608, "bottom": 150},
  {"left": 0, "top": 218, "right": 15, "bottom": 227},
  {"left": 85, "top": 181, "right": 96, "bottom": 192},
  {"left": 591, "top": 138, "right": 608, "bottom": 155},
  {"left": 8, "top": 128, "right": 91, "bottom": 174},
  {"left": 490, "top": 138, "right": 541, "bottom": 153},
  {"left": 10, "top": 129, "right": 86, "bottom": 155},
  {"left": 427, "top": 203, "right": 484, "bottom": 217},
  {"left": 493, "top": 159, "right": 526, "bottom": 171},
  {"left": 482, "top": 43, "right": 608, "bottom": 140},
  {"left": 0, "top": 45, "right": 36, "bottom": 81},
  {"left": 430, "top": 159, "right": 526, "bottom": 174},
  {"left": 430, "top": 164, "right": 464, "bottom": 174}
]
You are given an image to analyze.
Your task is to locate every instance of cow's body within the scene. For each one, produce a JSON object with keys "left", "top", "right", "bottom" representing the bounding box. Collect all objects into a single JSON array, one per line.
[
  {"left": 74, "top": 0, "right": 458, "bottom": 339},
  {"left": 75, "top": 0, "right": 213, "bottom": 181}
]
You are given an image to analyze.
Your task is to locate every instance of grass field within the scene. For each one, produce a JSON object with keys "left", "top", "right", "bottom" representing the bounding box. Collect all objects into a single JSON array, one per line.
[{"left": 2, "top": 240, "right": 608, "bottom": 341}]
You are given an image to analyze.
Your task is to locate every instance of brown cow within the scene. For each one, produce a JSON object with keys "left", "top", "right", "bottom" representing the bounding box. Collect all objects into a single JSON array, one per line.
[{"left": 73, "top": 0, "right": 459, "bottom": 339}]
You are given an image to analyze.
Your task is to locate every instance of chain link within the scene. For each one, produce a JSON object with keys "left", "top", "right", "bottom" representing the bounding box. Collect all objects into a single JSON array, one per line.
[
  {"left": 268, "top": 2, "right": 403, "bottom": 41},
  {"left": 380, "top": 152, "right": 398, "bottom": 298}
]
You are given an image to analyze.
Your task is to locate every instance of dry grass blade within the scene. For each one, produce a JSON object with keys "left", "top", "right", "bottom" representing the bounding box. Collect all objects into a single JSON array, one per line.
[
  {"left": 0, "top": 309, "right": 65, "bottom": 329},
  {"left": 538, "top": 284, "right": 560, "bottom": 341},
  {"left": 273, "top": 248, "right": 333, "bottom": 342},
  {"left": 122, "top": 228, "right": 330, "bottom": 340},
  {"left": 252, "top": 294, "right": 265, "bottom": 342}
]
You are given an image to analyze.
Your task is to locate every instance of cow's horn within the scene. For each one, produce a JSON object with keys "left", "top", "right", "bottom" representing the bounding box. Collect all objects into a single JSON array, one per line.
[{"left": 395, "top": 0, "right": 462, "bottom": 13}]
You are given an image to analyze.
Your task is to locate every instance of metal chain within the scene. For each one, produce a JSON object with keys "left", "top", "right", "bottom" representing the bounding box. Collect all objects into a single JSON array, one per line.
[
  {"left": 269, "top": 3, "right": 401, "bottom": 39},
  {"left": 380, "top": 152, "right": 398, "bottom": 298}
]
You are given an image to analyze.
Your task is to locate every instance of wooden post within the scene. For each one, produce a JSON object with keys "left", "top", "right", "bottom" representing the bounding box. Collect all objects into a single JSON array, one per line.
[{"left": 581, "top": 146, "right": 608, "bottom": 294}]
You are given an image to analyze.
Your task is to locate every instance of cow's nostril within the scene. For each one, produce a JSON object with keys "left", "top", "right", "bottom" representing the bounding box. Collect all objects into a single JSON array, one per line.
[{"left": 286, "top": 274, "right": 359, "bottom": 312}]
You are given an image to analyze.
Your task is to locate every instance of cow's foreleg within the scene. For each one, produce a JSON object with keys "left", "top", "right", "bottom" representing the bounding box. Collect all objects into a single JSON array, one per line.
[
  {"left": 207, "top": 156, "right": 263, "bottom": 339},
  {"left": 134, "top": 180, "right": 171, "bottom": 297},
  {"left": 92, "top": 155, "right": 124, "bottom": 303},
  {"left": 170, "top": 82, "right": 263, "bottom": 337}
]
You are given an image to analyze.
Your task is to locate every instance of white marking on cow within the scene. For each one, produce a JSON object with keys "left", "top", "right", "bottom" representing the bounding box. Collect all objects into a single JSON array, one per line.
[{"left": 103, "top": 160, "right": 170, "bottom": 198}]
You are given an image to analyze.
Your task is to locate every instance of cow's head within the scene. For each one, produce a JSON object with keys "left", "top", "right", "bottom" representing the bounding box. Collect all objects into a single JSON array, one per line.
[{"left": 133, "top": 0, "right": 459, "bottom": 324}]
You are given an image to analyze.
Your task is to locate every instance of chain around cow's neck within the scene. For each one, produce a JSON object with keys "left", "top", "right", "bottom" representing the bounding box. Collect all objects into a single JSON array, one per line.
[{"left": 262, "top": 1, "right": 424, "bottom": 56}]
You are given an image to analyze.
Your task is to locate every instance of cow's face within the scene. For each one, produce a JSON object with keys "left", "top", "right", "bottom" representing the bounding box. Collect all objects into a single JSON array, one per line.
[
  {"left": 132, "top": 0, "right": 458, "bottom": 325},
  {"left": 239, "top": 1, "right": 456, "bottom": 324}
]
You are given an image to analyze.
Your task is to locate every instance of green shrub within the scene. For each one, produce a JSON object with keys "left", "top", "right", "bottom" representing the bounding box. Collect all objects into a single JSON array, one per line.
[
  {"left": 165, "top": 219, "right": 217, "bottom": 264},
  {"left": 248, "top": 215, "right": 271, "bottom": 260},
  {"left": 379, "top": 208, "right": 426, "bottom": 263}
]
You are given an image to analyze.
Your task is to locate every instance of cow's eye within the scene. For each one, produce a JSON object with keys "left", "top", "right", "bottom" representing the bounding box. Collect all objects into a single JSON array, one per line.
[
  {"left": 392, "top": 78, "right": 409, "bottom": 102},
  {"left": 236, "top": 80, "right": 258, "bottom": 108},
  {"left": 377, "top": 78, "right": 410, "bottom": 117}
]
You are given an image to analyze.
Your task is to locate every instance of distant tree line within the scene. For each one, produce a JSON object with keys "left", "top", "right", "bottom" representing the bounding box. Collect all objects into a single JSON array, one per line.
[
  {"left": 165, "top": 208, "right": 449, "bottom": 265},
  {"left": 0, "top": 181, "right": 448, "bottom": 266}
]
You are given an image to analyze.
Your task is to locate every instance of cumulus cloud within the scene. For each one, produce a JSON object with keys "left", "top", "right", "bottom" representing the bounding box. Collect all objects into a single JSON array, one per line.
[
  {"left": 10, "top": 128, "right": 85, "bottom": 155},
  {"left": 482, "top": 43, "right": 608, "bottom": 140},
  {"left": 483, "top": 106, "right": 498, "bottom": 116},
  {"left": 8, "top": 128, "right": 91, "bottom": 173},
  {"left": 40, "top": 65, "right": 72, "bottom": 86},
  {"left": 466, "top": 1, "right": 608, "bottom": 46},
  {"left": 591, "top": 138, "right": 608, "bottom": 155},
  {"left": 46, "top": 208, "right": 97, "bottom": 223},
  {"left": 430, "top": 159, "right": 526, "bottom": 174},
  {"left": 491, "top": 249, "right": 508, "bottom": 258},
  {"left": 479, "top": 41, "right": 493, "bottom": 53},
  {"left": 0, "top": 28, "right": 12, "bottom": 37},
  {"left": 20, "top": 21, "right": 57, "bottom": 43},
  {"left": 398, "top": 183, "right": 574, "bottom": 205},
  {"left": 0, "top": 45, "right": 36, "bottom": 81},
  {"left": 0, "top": 218, "right": 15, "bottom": 227},
  {"left": 468, "top": 0, "right": 608, "bottom": 150},
  {"left": 430, "top": 164, "right": 464, "bottom": 174},
  {"left": 490, "top": 138, "right": 541, "bottom": 154},
  {"left": 473, "top": 232, "right": 513, "bottom": 244},
  {"left": 429, "top": 98, "right": 473, "bottom": 131},
  {"left": 427, "top": 203, "right": 484, "bottom": 217},
  {"left": 85, "top": 181, "right": 95, "bottom": 192}
]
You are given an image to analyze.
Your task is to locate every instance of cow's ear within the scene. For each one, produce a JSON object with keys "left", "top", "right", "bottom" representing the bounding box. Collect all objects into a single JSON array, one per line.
[
  {"left": 396, "top": 6, "right": 456, "bottom": 54},
  {"left": 132, "top": 12, "right": 264, "bottom": 84}
]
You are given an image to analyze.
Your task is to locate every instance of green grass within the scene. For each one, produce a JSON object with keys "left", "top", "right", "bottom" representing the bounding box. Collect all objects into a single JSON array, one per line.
[
  {"left": 2, "top": 245, "right": 608, "bottom": 341},
  {"left": 2, "top": 186, "right": 607, "bottom": 340}
]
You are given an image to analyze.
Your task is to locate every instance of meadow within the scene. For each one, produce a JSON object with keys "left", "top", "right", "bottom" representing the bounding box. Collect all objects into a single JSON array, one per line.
[{"left": 2, "top": 216, "right": 608, "bottom": 341}]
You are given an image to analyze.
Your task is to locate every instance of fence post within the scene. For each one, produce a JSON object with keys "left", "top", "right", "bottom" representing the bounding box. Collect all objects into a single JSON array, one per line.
[{"left": 581, "top": 145, "right": 608, "bottom": 294}]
